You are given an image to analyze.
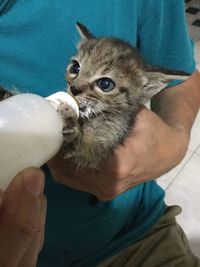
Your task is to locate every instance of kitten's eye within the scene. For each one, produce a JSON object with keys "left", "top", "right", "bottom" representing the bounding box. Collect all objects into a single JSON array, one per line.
[
  {"left": 96, "top": 78, "right": 115, "bottom": 92},
  {"left": 69, "top": 61, "right": 80, "bottom": 75}
]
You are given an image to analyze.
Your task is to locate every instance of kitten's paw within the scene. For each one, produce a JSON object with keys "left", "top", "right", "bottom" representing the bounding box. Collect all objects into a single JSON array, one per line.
[{"left": 57, "top": 102, "right": 80, "bottom": 143}]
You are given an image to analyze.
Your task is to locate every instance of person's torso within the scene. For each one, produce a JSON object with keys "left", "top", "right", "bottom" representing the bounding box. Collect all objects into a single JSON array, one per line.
[{"left": 1, "top": 1, "right": 184, "bottom": 266}]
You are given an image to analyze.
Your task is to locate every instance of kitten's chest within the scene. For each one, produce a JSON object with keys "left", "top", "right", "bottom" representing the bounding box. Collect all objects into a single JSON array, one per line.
[{"left": 79, "top": 116, "right": 105, "bottom": 132}]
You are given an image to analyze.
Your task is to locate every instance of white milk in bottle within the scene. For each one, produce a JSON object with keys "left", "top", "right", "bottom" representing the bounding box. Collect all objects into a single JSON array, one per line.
[{"left": 0, "top": 92, "right": 79, "bottom": 190}]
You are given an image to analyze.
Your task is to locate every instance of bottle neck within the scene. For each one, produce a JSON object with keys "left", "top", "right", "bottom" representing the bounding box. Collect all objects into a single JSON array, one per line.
[{"left": 45, "top": 92, "right": 79, "bottom": 118}]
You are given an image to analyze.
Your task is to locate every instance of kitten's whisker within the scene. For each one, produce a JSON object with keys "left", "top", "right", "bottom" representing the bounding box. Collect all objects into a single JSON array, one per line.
[{"left": 92, "top": 108, "right": 99, "bottom": 118}]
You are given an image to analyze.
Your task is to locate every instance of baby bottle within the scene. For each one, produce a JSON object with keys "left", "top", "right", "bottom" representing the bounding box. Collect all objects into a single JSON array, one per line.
[{"left": 0, "top": 91, "right": 79, "bottom": 190}]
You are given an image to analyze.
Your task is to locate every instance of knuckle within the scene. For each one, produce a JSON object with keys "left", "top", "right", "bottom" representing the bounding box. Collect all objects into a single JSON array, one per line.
[{"left": 114, "top": 165, "right": 130, "bottom": 180}]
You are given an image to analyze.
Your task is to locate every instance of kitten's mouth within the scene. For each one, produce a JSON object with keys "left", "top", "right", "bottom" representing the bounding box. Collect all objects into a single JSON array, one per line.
[
  {"left": 79, "top": 103, "right": 98, "bottom": 120},
  {"left": 77, "top": 98, "right": 104, "bottom": 121}
]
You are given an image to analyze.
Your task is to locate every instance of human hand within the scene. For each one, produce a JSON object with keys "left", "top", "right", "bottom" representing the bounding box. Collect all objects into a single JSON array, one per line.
[
  {"left": 48, "top": 106, "right": 188, "bottom": 201},
  {"left": 0, "top": 168, "right": 47, "bottom": 267}
]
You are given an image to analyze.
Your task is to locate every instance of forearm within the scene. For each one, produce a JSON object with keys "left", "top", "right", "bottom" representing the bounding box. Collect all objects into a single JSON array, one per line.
[{"left": 151, "top": 70, "right": 200, "bottom": 138}]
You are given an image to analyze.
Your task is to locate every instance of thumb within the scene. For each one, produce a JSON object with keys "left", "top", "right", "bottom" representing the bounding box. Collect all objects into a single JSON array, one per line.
[{"left": 0, "top": 167, "right": 46, "bottom": 267}]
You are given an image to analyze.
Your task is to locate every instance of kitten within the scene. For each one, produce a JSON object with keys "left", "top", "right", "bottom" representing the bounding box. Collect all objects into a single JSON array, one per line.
[
  {"left": 0, "top": 23, "right": 188, "bottom": 170},
  {"left": 61, "top": 23, "right": 188, "bottom": 169}
]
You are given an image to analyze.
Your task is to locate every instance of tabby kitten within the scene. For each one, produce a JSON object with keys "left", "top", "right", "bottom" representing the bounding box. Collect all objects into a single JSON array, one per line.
[
  {"left": 61, "top": 23, "right": 188, "bottom": 169},
  {"left": 0, "top": 24, "right": 188, "bottom": 169}
]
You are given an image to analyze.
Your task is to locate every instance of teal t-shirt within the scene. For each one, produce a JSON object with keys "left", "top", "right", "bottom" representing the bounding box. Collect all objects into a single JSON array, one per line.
[{"left": 0, "top": 1, "right": 195, "bottom": 266}]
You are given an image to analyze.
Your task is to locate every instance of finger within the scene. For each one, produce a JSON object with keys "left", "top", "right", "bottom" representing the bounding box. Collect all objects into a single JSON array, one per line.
[
  {"left": 0, "top": 168, "right": 45, "bottom": 267},
  {"left": 18, "top": 195, "right": 47, "bottom": 267}
]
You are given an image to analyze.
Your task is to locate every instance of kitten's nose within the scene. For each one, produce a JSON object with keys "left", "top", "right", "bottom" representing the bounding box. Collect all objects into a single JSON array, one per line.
[{"left": 70, "top": 86, "right": 82, "bottom": 96}]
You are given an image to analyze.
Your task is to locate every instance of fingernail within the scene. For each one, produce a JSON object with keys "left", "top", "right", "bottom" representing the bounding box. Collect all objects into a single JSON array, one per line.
[{"left": 22, "top": 168, "right": 45, "bottom": 197}]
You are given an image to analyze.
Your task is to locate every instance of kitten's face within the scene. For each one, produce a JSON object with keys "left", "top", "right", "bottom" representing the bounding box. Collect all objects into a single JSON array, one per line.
[
  {"left": 66, "top": 38, "right": 143, "bottom": 120},
  {"left": 65, "top": 23, "right": 184, "bottom": 122}
]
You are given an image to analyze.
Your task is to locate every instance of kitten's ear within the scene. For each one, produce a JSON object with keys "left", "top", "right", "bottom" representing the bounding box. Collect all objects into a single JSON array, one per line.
[
  {"left": 76, "top": 22, "right": 95, "bottom": 40},
  {"left": 138, "top": 69, "right": 189, "bottom": 103}
]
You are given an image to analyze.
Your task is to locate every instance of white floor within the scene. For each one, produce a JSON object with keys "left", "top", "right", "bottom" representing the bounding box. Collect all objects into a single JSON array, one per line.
[{"left": 157, "top": 41, "right": 200, "bottom": 258}]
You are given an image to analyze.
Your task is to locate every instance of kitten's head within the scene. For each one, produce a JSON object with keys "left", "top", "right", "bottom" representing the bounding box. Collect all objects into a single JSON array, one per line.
[{"left": 66, "top": 23, "right": 187, "bottom": 121}]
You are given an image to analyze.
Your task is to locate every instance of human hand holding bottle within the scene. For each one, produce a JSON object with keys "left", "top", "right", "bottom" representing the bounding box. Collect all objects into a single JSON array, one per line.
[{"left": 0, "top": 168, "right": 47, "bottom": 267}]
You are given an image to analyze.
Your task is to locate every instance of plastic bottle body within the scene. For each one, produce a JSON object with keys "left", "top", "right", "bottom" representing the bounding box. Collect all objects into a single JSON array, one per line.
[{"left": 0, "top": 92, "right": 78, "bottom": 190}]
